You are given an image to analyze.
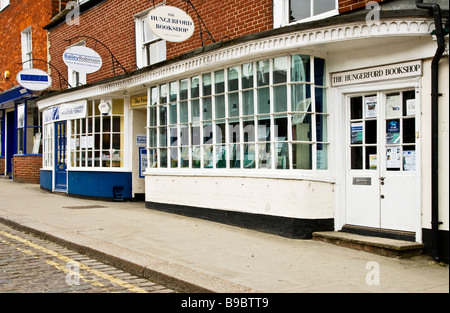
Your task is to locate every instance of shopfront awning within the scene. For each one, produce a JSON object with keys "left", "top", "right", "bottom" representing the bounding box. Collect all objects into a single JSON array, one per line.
[{"left": 0, "top": 85, "right": 34, "bottom": 109}]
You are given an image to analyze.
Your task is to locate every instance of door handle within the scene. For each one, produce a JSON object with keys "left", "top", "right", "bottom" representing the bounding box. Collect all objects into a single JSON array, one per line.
[
  {"left": 379, "top": 176, "right": 385, "bottom": 181},
  {"left": 380, "top": 195, "right": 385, "bottom": 199}
]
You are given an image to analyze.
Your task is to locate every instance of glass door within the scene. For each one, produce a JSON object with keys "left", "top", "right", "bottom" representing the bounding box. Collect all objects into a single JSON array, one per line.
[
  {"left": 345, "top": 90, "right": 418, "bottom": 232},
  {"left": 54, "top": 121, "right": 67, "bottom": 192}
]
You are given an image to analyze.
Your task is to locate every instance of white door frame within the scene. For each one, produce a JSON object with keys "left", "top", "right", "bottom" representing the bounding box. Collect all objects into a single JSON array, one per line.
[{"left": 333, "top": 78, "right": 422, "bottom": 242}]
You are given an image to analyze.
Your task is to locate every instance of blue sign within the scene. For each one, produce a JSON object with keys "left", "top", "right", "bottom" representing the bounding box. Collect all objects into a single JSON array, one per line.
[
  {"left": 387, "top": 120, "right": 399, "bottom": 133},
  {"left": 139, "top": 147, "right": 148, "bottom": 178}
]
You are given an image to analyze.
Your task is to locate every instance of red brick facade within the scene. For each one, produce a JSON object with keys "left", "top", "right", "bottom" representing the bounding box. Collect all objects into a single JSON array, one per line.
[
  {"left": 13, "top": 155, "right": 42, "bottom": 184},
  {"left": 46, "top": 0, "right": 274, "bottom": 90},
  {"left": 0, "top": 0, "right": 63, "bottom": 91},
  {"left": 339, "top": 0, "right": 389, "bottom": 13}
]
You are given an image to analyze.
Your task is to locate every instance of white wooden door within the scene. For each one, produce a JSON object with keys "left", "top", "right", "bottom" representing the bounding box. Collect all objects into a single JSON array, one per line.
[{"left": 345, "top": 90, "right": 418, "bottom": 231}]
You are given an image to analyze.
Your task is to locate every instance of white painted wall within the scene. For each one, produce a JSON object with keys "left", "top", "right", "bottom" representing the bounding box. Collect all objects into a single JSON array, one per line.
[{"left": 146, "top": 175, "right": 335, "bottom": 219}]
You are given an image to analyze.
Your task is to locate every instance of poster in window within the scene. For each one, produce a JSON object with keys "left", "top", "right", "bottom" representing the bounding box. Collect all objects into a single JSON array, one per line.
[
  {"left": 386, "top": 146, "right": 401, "bottom": 169},
  {"left": 403, "top": 150, "right": 416, "bottom": 171},
  {"left": 386, "top": 94, "right": 401, "bottom": 118},
  {"left": 386, "top": 120, "right": 400, "bottom": 144},
  {"left": 351, "top": 122, "right": 363, "bottom": 144},
  {"left": 365, "top": 96, "right": 377, "bottom": 118},
  {"left": 406, "top": 99, "right": 416, "bottom": 116},
  {"left": 369, "top": 154, "right": 377, "bottom": 169}
]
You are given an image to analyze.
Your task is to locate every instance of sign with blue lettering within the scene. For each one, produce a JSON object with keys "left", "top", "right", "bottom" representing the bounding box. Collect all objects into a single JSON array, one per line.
[
  {"left": 139, "top": 147, "right": 148, "bottom": 178},
  {"left": 16, "top": 68, "right": 52, "bottom": 91},
  {"left": 147, "top": 6, "right": 195, "bottom": 42},
  {"left": 63, "top": 46, "right": 102, "bottom": 74}
]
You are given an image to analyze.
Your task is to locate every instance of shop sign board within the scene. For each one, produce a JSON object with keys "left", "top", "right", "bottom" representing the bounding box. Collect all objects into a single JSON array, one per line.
[
  {"left": 147, "top": 5, "right": 195, "bottom": 42},
  {"left": 63, "top": 46, "right": 102, "bottom": 74},
  {"left": 331, "top": 60, "right": 422, "bottom": 87},
  {"left": 43, "top": 100, "right": 87, "bottom": 124},
  {"left": 16, "top": 68, "right": 52, "bottom": 91},
  {"left": 131, "top": 95, "right": 147, "bottom": 107}
]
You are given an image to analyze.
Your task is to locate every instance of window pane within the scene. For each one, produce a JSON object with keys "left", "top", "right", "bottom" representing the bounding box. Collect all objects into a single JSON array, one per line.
[
  {"left": 191, "top": 99, "right": 200, "bottom": 123},
  {"left": 258, "top": 143, "right": 271, "bottom": 169},
  {"left": 203, "top": 73, "right": 211, "bottom": 96},
  {"left": 290, "top": 0, "right": 311, "bottom": 21},
  {"left": 229, "top": 120, "right": 240, "bottom": 143},
  {"left": 243, "top": 120, "right": 255, "bottom": 142},
  {"left": 292, "top": 113, "right": 312, "bottom": 141},
  {"left": 403, "top": 118, "right": 415, "bottom": 144},
  {"left": 215, "top": 145, "right": 226, "bottom": 168},
  {"left": 276, "top": 142, "right": 290, "bottom": 169},
  {"left": 228, "top": 67, "right": 239, "bottom": 91},
  {"left": 274, "top": 115, "right": 288, "bottom": 140},
  {"left": 169, "top": 102, "right": 177, "bottom": 124},
  {"left": 274, "top": 85, "right": 287, "bottom": 112},
  {"left": 215, "top": 70, "right": 225, "bottom": 93},
  {"left": 257, "top": 60, "right": 270, "bottom": 87},
  {"left": 244, "top": 144, "right": 255, "bottom": 168},
  {"left": 192, "top": 146, "right": 201, "bottom": 168},
  {"left": 203, "top": 97, "right": 212, "bottom": 120},
  {"left": 181, "top": 147, "right": 189, "bottom": 168},
  {"left": 314, "top": 0, "right": 336, "bottom": 15},
  {"left": 180, "top": 79, "right": 188, "bottom": 100},
  {"left": 257, "top": 87, "right": 270, "bottom": 114},
  {"left": 351, "top": 146, "right": 363, "bottom": 169},
  {"left": 257, "top": 116, "right": 271, "bottom": 142},
  {"left": 317, "top": 143, "right": 328, "bottom": 170},
  {"left": 241, "top": 63, "right": 253, "bottom": 89},
  {"left": 160, "top": 84, "right": 168, "bottom": 103},
  {"left": 191, "top": 76, "right": 200, "bottom": 98},
  {"left": 203, "top": 145, "right": 214, "bottom": 168},
  {"left": 229, "top": 144, "right": 241, "bottom": 168},
  {"left": 215, "top": 95, "right": 225, "bottom": 119},
  {"left": 315, "top": 87, "right": 327, "bottom": 113},
  {"left": 316, "top": 114, "right": 327, "bottom": 142},
  {"left": 228, "top": 93, "right": 239, "bottom": 117},
  {"left": 350, "top": 96, "right": 363, "bottom": 120},
  {"left": 215, "top": 122, "right": 226, "bottom": 144},
  {"left": 273, "top": 56, "right": 287, "bottom": 84},
  {"left": 291, "top": 55, "right": 310, "bottom": 82},
  {"left": 291, "top": 84, "right": 311, "bottom": 112},
  {"left": 242, "top": 90, "right": 254, "bottom": 116},
  {"left": 180, "top": 101, "right": 188, "bottom": 123}
]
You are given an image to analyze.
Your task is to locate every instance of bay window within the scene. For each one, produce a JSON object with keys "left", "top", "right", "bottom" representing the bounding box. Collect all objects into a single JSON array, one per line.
[{"left": 147, "top": 54, "right": 329, "bottom": 172}]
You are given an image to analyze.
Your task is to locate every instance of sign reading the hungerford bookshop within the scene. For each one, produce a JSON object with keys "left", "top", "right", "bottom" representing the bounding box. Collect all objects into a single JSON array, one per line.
[
  {"left": 63, "top": 46, "right": 102, "bottom": 74},
  {"left": 16, "top": 68, "right": 52, "bottom": 91},
  {"left": 147, "top": 6, "right": 195, "bottom": 42},
  {"left": 331, "top": 61, "right": 422, "bottom": 87}
]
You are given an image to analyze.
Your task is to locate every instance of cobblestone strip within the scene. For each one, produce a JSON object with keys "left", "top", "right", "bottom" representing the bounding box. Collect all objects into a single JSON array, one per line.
[{"left": 0, "top": 223, "right": 175, "bottom": 293}]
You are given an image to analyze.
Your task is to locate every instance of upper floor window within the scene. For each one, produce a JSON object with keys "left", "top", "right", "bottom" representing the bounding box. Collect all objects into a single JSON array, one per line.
[
  {"left": 0, "top": 0, "right": 10, "bottom": 11},
  {"left": 21, "top": 27, "right": 33, "bottom": 69},
  {"left": 67, "top": 42, "right": 87, "bottom": 88},
  {"left": 274, "top": 0, "right": 338, "bottom": 27},
  {"left": 135, "top": 11, "right": 166, "bottom": 68}
]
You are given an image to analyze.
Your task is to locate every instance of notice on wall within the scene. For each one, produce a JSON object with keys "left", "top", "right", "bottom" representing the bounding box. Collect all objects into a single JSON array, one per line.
[
  {"left": 365, "top": 96, "right": 377, "bottom": 118},
  {"left": 386, "top": 146, "right": 401, "bottom": 169},
  {"left": 351, "top": 122, "right": 363, "bottom": 144},
  {"left": 139, "top": 147, "right": 148, "bottom": 178}
]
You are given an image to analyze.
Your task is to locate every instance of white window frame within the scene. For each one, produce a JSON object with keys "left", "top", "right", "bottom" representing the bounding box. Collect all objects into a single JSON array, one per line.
[
  {"left": 21, "top": 26, "right": 33, "bottom": 69},
  {"left": 274, "top": 0, "right": 338, "bottom": 28},
  {"left": 0, "top": 0, "right": 10, "bottom": 11},
  {"left": 67, "top": 41, "right": 87, "bottom": 88},
  {"left": 134, "top": 9, "right": 166, "bottom": 68}
]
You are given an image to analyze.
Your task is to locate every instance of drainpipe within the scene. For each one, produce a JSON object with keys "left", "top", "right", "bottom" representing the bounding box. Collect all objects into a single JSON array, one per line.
[{"left": 415, "top": 0, "right": 446, "bottom": 262}]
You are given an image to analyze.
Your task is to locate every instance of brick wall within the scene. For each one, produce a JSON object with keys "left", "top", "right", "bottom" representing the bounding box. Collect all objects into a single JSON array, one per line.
[
  {"left": 0, "top": 157, "right": 5, "bottom": 176},
  {"left": 13, "top": 155, "right": 42, "bottom": 184},
  {"left": 46, "top": 0, "right": 273, "bottom": 89},
  {"left": 0, "top": 0, "right": 55, "bottom": 92},
  {"left": 339, "top": 0, "right": 390, "bottom": 13}
]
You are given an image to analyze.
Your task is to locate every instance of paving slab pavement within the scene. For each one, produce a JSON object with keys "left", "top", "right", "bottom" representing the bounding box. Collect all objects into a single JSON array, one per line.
[{"left": 0, "top": 179, "right": 448, "bottom": 293}]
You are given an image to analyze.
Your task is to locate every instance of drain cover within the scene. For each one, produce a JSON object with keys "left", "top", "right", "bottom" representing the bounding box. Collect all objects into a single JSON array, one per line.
[{"left": 63, "top": 205, "right": 107, "bottom": 209}]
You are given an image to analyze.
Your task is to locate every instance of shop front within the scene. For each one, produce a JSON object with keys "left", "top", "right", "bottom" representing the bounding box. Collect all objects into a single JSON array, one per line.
[
  {"left": 0, "top": 85, "right": 42, "bottom": 183},
  {"left": 141, "top": 13, "right": 448, "bottom": 252},
  {"left": 38, "top": 93, "right": 146, "bottom": 200}
]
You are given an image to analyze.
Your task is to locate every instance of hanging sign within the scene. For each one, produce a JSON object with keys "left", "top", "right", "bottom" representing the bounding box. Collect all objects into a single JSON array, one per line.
[
  {"left": 16, "top": 68, "right": 52, "bottom": 91},
  {"left": 63, "top": 46, "right": 102, "bottom": 74},
  {"left": 147, "top": 5, "right": 195, "bottom": 42}
]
